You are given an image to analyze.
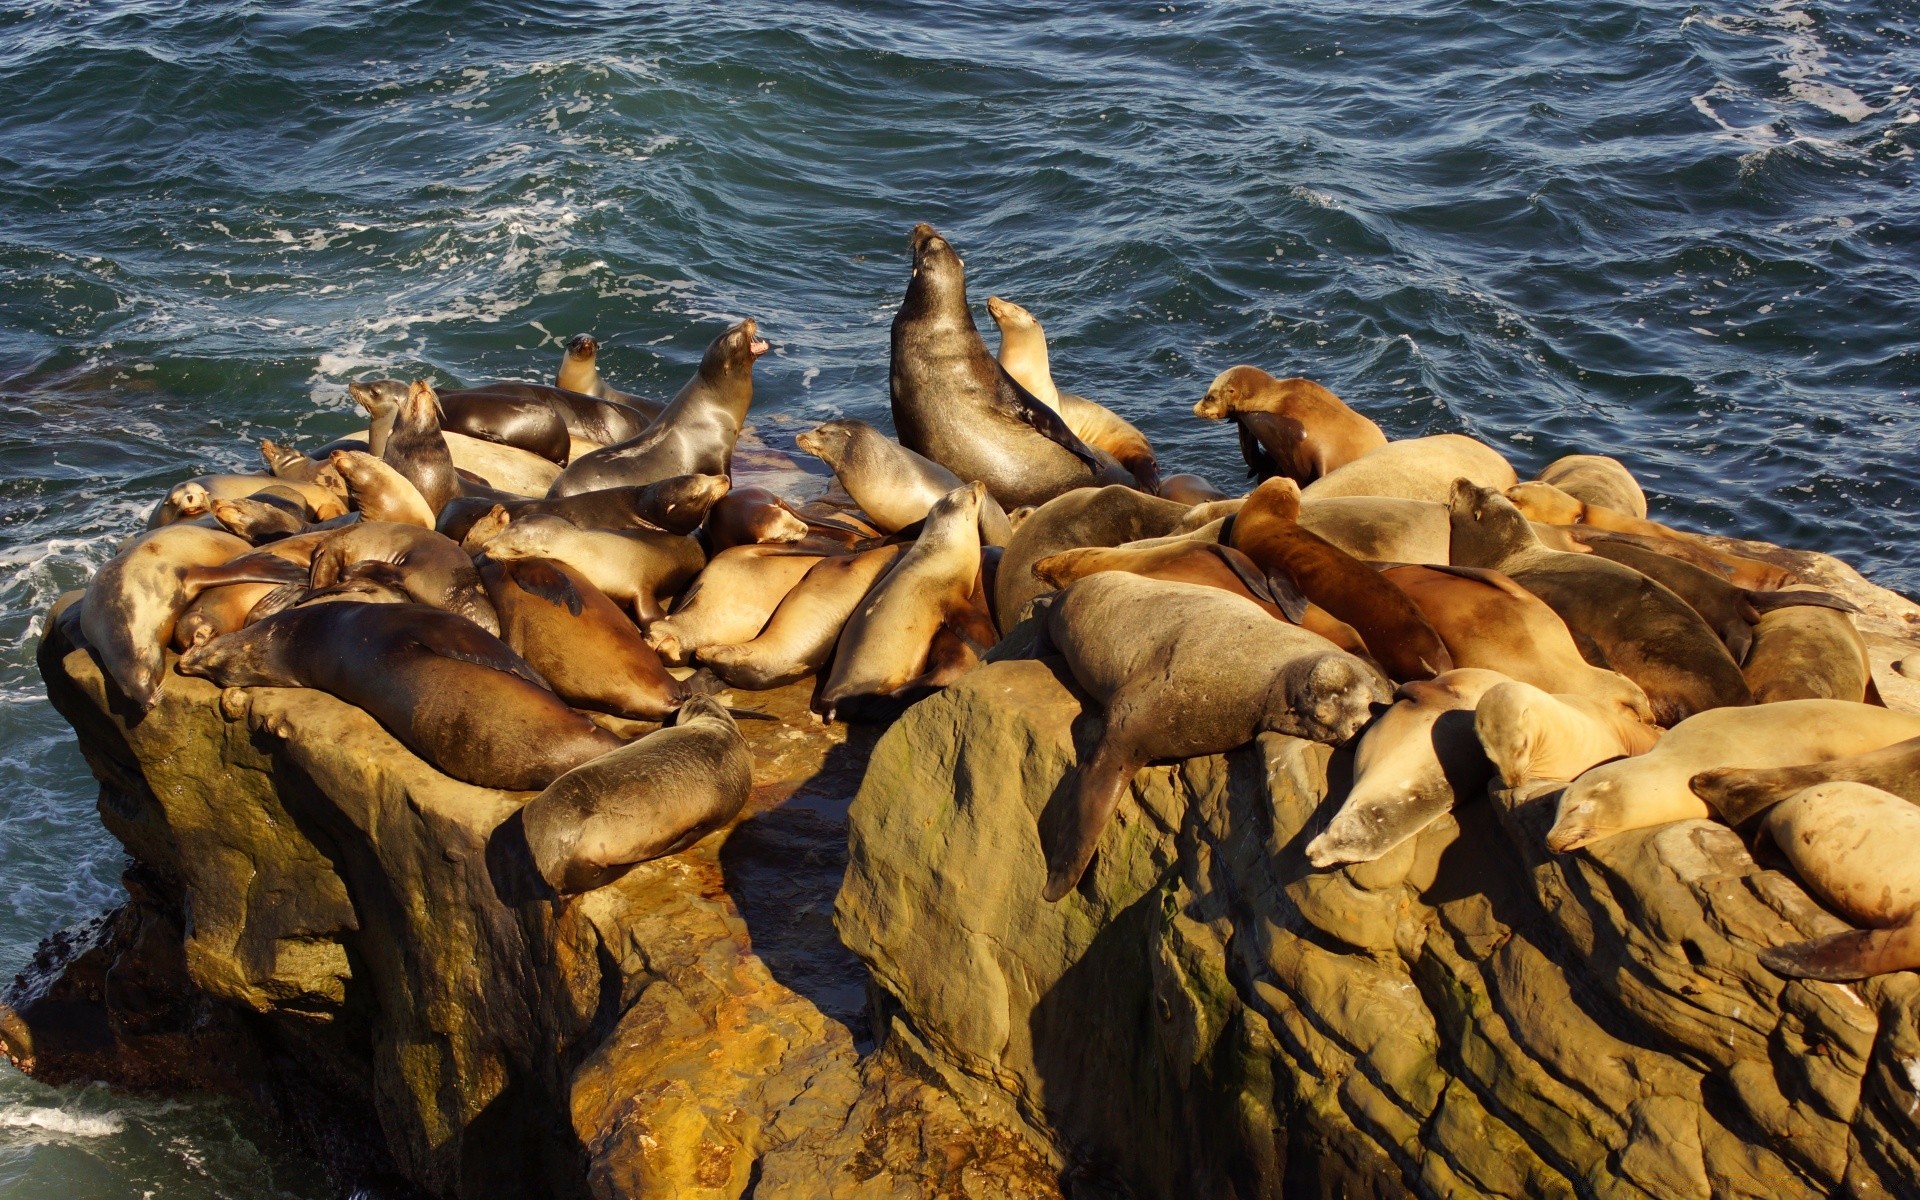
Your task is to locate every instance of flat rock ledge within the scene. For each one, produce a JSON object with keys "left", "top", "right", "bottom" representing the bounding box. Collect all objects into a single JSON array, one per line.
[{"left": 9, "top": 535, "right": 1920, "bottom": 1199}]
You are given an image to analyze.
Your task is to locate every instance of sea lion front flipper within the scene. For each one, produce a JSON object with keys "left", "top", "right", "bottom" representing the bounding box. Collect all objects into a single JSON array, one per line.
[
  {"left": 1744, "top": 589, "right": 1863, "bottom": 616},
  {"left": 1042, "top": 715, "right": 1147, "bottom": 903},
  {"left": 1260, "top": 568, "right": 1311, "bottom": 625},
  {"left": 505, "top": 559, "right": 585, "bottom": 616},
  {"left": 407, "top": 615, "right": 549, "bottom": 688},
  {"left": 1758, "top": 920, "right": 1920, "bottom": 982},
  {"left": 1236, "top": 419, "right": 1277, "bottom": 482},
  {"left": 1209, "top": 544, "right": 1287, "bottom": 611},
  {"left": 992, "top": 366, "right": 1107, "bottom": 475},
  {"left": 1570, "top": 629, "right": 1613, "bottom": 670}
]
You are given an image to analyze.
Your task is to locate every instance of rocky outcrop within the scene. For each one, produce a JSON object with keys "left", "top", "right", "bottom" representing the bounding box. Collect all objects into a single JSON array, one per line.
[{"left": 837, "top": 545, "right": 1920, "bottom": 1200}]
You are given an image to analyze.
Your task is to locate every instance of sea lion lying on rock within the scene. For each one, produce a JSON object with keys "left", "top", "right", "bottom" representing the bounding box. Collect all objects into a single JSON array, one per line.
[
  {"left": 1689, "top": 734, "right": 1920, "bottom": 826},
  {"left": 1758, "top": 782, "right": 1920, "bottom": 981}
]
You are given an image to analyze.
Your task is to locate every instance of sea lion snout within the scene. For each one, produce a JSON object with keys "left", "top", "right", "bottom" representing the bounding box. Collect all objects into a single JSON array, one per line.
[{"left": 567, "top": 333, "right": 597, "bottom": 357}]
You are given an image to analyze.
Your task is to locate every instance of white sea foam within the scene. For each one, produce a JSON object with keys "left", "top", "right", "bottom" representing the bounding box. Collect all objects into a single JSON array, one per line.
[{"left": 0, "top": 1104, "right": 126, "bottom": 1139}]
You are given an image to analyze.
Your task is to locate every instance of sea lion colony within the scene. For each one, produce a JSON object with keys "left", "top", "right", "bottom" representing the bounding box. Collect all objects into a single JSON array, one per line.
[{"left": 62, "top": 222, "right": 1915, "bottom": 982}]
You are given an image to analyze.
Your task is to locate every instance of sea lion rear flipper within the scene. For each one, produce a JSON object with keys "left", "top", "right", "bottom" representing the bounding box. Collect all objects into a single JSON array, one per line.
[
  {"left": 1042, "top": 719, "right": 1146, "bottom": 903},
  {"left": 1866, "top": 675, "right": 1887, "bottom": 708},
  {"left": 1570, "top": 629, "right": 1613, "bottom": 670},
  {"left": 1758, "top": 920, "right": 1920, "bottom": 982},
  {"left": 1744, "top": 589, "right": 1863, "bottom": 616},
  {"left": 992, "top": 367, "right": 1107, "bottom": 475},
  {"left": 506, "top": 559, "right": 585, "bottom": 616}
]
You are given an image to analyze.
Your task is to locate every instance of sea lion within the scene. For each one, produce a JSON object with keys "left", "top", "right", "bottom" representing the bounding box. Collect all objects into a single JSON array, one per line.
[
  {"left": 455, "top": 379, "right": 655, "bottom": 448},
  {"left": 480, "top": 514, "right": 705, "bottom": 624},
  {"left": 1544, "top": 700, "right": 1920, "bottom": 852},
  {"left": 984, "top": 296, "right": 1161, "bottom": 492},
  {"left": 1296, "top": 497, "right": 1450, "bottom": 565},
  {"left": 1474, "top": 680, "right": 1661, "bottom": 788},
  {"left": 1448, "top": 481, "right": 1751, "bottom": 725},
  {"left": 1561, "top": 525, "right": 1792, "bottom": 592},
  {"left": 207, "top": 494, "right": 312, "bottom": 543},
  {"left": 1756, "top": 782, "right": 1920, "bottom": 981},
  {"left": 1038, "top": 573, "right": 1386, "bottom": 900},
  {"left": 1740, "top": 606, "right": 1873, "bottom": 705},
  {"left": 1689, "top": 734, "right": 1920, "bottom": 825},
  {"left": 379, "top": 380, "right": 460, "bottom": 515},
  {"left": 147, "top": 474, "right": 345, "bottom": 529},
  {"left": 435, "top": 389, "right": 571, "bottom": 463},
  {"left": 555, "top": 333, "right": 664, "bottom": 423},
  {"left": 993, "top": 485, "right": 1201, "bottom": 636},
  {"left": 1305, "top": 668, "right": 1510, "bottom": 868},
  {"left": 261, "top": 439, "right": 331, "bottom": 484},
  {"left": 1156, "top": 474, "right": 1231, "bottom": 505},
  {"left": 793, "top": 418, "right": 1014, "bottom": 546},
  {"left": 327, "top": 450, "right": 435, "bottom": 527},
  {"left": 696, "top": 544, "right": 908, "bottom": 690},
  {"left": 1300, "top": 434, "right": 1516, "bottom": 505},
  {"left": 645, "top": 546, "right": 823, "bottom": 666},
  {"left": 518, "top": 694, "right": 751, "bottom": 894},
  {"left": 480, "top": 557, "right": 691, "bottom": 721},
  {"left": 1535, "top": 454, "right": 1647, "bottom": 519},
  {"left": 816, "top": 483, "right": 988, "bottom": 719},
  {"left": 173, "top": 581, "right": 290, "bottom": 651},
  {"left": 1230, "top": 477, "right": 1452, "bottom": 682},
  {"left": 889, "top": 225, "right": 1107, "bottom": 507},
  {"left": 548, "top": 319, "right": 767, "bottom": 496},
  {"left": 704, "top": 486, "right": 808, "bottom": 552},
  {"left": 438, "top": 473, "right": 731, "bottom": 545},
  {"left": 79, "top": 524, "right": 259, "bottom": 710},
  {"left": 1380, "top": 564, "right": 1653, "bottom": 719},
  {"left": 308, "top": 521, "right": 498, "bottom": 635},
  {"left": 179, "top": 601, "right": 621, "bottom": 789},
  {"left": 1192, "top": 366, "right": 1387, "bottom": 486}
]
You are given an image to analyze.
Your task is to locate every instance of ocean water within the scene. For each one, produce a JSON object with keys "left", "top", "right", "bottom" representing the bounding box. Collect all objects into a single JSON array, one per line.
[{"left": 0, "top": 0, "right": 1914, "bottom": 1193}]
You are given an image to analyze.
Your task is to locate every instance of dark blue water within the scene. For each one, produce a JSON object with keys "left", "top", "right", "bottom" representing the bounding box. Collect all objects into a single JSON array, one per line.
[{"left": 1, "top": 1, "right": 1914, "bottom": 1192}]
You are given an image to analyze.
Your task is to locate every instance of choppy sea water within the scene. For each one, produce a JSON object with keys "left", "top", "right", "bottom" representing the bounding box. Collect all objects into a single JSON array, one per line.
[{"left": 0, "top": 0, "right": 1913, "bottom": 1193}]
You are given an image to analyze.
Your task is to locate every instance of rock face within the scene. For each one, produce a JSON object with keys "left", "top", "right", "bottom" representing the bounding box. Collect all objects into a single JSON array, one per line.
[{"left": 837, "top": 546, "right": 1920, "bottom": 1200}]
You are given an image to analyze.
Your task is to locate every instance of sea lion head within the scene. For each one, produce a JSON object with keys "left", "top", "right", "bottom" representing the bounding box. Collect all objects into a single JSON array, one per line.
[
  {"left": 400, "top": 378, "right": 443, "bottom": 427},
  {"left": 699, "top": 318, "right": 770, "bottom": 383},
  {"left": 907, "top": 223, "right": 967, "bottom": 308},
  {"left": 1447, "top": 478, "right": 1534, "bottom": 567},
  {"left": 1545, "top": 775, "right": 1614, "bottom": 853},
  {"left": 1505, "top": 481, "right": 1586, "bottom": 525},
  {"left": 347, "top": 378, "right": 408, "bottom": 418},
  {"left": 794, "top": 419, "right": 858, "bottom": 468},
  {"left": 566, "top": 333, "right": 599, "bottom": 362},
  {"left": 460, "top": 504, "right": 513, "bottom": 553},
  {"left": 647, "top": 473, "right": 732, "bottom": 533},
  {"left": 1278, "top": 653, "right": 1386, "bottom": 745},
  {"left": 985, "top": 295, "right": 1038, "bottom": 332},
  {"left": 164, "top": 480, "right": 213, "bottom": 521},
  {"left": 1194, "top": 365, "right": 1272, "bottom": 420},
  {"left": 1243, "top": 475, "right": 1303, "bottom": 524},
  {"left": 481, "top": 513, "right": 574, "bottom": 562}
]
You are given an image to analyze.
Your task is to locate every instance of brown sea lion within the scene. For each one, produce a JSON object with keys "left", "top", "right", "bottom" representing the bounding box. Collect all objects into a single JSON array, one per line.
[
  {"left": 1038, "top": 573, "right": 1387, "bottom": 900},
  {"left": 704, "top": 486, "right": 808, "bottom": 552},
  {"left": 1689, "top": 734, "right": 1920, "bottom": 825},
  {"left": 480, "top": 557, "right": 690, "bottom": 721},
  {"left": 556, "top": 333, "right": 664, "bottom": 422},
  {"left": 79, "top": 524, "right": 259, "bottom": 711},
  {"left": 207, "top": 494, "right": 312, "bottom": 543},
  {"left": 308, "top": 521, "right": 498, "bottom": 635},
  {"left": 1545, "top": 700, "right": 1920, "bottom": 852},
  {"left": 334, "top": 387, "right": 564, "bottom": 496},
  {"left": 817, "top": 483, "right": 987, "bottom": 719},
  {"left": 328, "top": 450, "right": 435, "bottom": 527},
  {"left": 993, "top": 485, "right": 1201, "bottom": 636},
  {"left": 179, "top": 601, "right": 621, "bottom": 789},
  {"left": 1741, "top": 606, "right": 1873, "bottom": 705},
  {"left": 380, "top": 379, "right": 460, "bottom": 515},
  {"left": 1381, "top": 564, "right": 1653, "bottom": 720},
  {"left": 1230, "top": 477, "right": 1452, "bottom": 682},
  {"left": 889, "top": 225, "right": 1108, "bottom": 508},
  {"left": 1448, "top": 481, "right": 1750, "bottom": 725},
  {"left": 548, "top": 319, "right": 766, "bottom": 496},
  {"left": 1297, "top": 497, "right": 1450, "bottom": 565},
  {"left": 1535, "top": 454, "right": 1647, "bottom": 518},
  {"left": 1306, "top": 668, "right": 1510, "bottom": 868},
  {"left": 455, "top": 377, "right": 655, "bottom": 448},
  {"left": 1474, "top": 679, "right": 1661, "bottom": 788},
  {"left": 261, "top": 438, "right": 330, "bottom": 484},
  {"left": 645, "top": 545, "right": 824, "bottom": 666},
  {"left": 518, "top": 694, "right": 750, "bottom": 894},
  {"left": 1561, "top": 524, "right": 1792, "bottom": 591},
  {"left": 1156, "top": 473, "right": 1231, "bottom": 505},
  {"left": 1757, "top": 783, "right": 1920, "bottom": 981},
  {"left": 1193, "top": 366, "right": 1387, "bottom": 486},
  {"left": 480, "top": 514, "right": 705, "bottom": 624},
  {"left": 697, "top": 544, "right": 907, "bottom": 690},
  {"left": 794, "top": 418, "right": 1014, "bottom": 546},
  {"left": 1301, "top": 434, "right": 1516, "bottom": 505},
  {"left": 435, "top": 389, "right": 571, "bottom": 463},
  {"left": 439, "top": 473, "right": 730, "bottom": 545}
]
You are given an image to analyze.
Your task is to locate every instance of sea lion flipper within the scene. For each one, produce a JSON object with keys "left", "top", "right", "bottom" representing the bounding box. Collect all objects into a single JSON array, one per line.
[
  {"left": 993, "top": 367, "right": 1106, "bottom": 475},
  {"left": 1758, "top": 922, "right": 1920, "bottom": 982},
  {"left": 506, "top": 558, "right": 585, "bottom": 616},
  {"left": 1745, "top": 588, "right": 1863, "bottom": 616},
  {"left": 1236, "top": 420, "right": 1277, "bottom": 482},
  {"left": 1042, "top": 721, "right": 1145, "bottom": 903},
  {"left": 408, "top": 618, "right": 549, "bottom": 689},
  {"left": 1260, "top": 568, "right": 1312, "bottom": 625},
  {"left": 1209, "top": 544, "right": 1284, "bottom": 610}
]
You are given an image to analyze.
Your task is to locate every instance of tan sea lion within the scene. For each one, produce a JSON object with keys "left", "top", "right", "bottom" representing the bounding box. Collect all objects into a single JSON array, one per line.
[
  {"left": 1757, "top": 782, "right": 1920, "bottom": 981},
  {"left": 480, "top": 557, "right": 691, "bottom": 721},
  {"left": 1155, "top": 473, "right": 1231, "bottom": 505},
  {"left": 1448, "top": 481, "right": 1750, "bottom": 725},
  {"left": 207, "top": 494, "right": 313, "bottom": 543},
  {"left": 1381, "top": 564, "right": 1653, "bottom": 719},
  {"left": 179, "top": 601, "right": 621, "bottom": 789},
  {"left": 1741, "top": 606, "right": 1873, "bottom": 704},
  {"left": 993, "top": 485, "right": 1202, "bottom": 636},
  {"left": 172, "top": 581, "right": 290, "bottom": 651},
  {"left": 1535, "top": 454, "right": 1647, "bottom": 518},
  {"left": 328, "top": 450, "right": 435, "bottom": 527},
  {"left": 1474, "top": 680, "right": 1661, "bottom": 788},
  {"left": 1192, "top": 366, "right": 1387, "bottom": 486},
  {"left": 1230, "top": 477, "right": 1452, "bottom": 682},
  {"left": 1561, "top": 524, "right": 1792, "bottom": 592},
  {"left": 549, "top": 319, "right": 767, "bottom": 496},
  {"left": 327, "top": 417, "right": 563, "bottom": 498},
  {"left": 147, "top": 474, "right": 345, "bottom": 528},
  {"left": 1038, "top": 573, "right": 1387, "bottom": 900},
  {"left": 1545, "top": 700, "right": 1920, "bottom": 852},
  {"left": 480, "top": 514, "right": 705, "bottom": 624},
  {"left": 556, "top": 333, "right": 663, "bottom": 422},
  {"left": 1296, "top": 496, "right": 1450, "bottom": 565},
  {"left": 261, "top": 438, "right": 331, "bottom": 484},
  {"left": 697, "top": 544, "right": 907, "bottom": 690},
  {"left": 794, "top": 418, "right": 1014, "bottom": 546},
  {"left": 704, "top": 486, "right": 808, "bottom": 552},
  {"left": 308, "top": 521, "right": 498, "bottom": 635},
  {"left": 1300, "top": 434, "right": 1516, "bottom": 504},
  {"left": 817, "top": 482, "right": 987, "bottom": 720},
  {"left": 890, "top": 225, "right": 1108, "bottom": 507},
  {"left": 518, "top": 694, "right": 751, "bottom": 894},
  {"left": 1306, "top": 668, "right": 1508, "bottom": 868},
  {"left": 1689, "top": 734, "right": 1920, "bottom": 825},
  {"left": 985, "top": 296, "right": 1161, "bottom": 491},
  {"left": 79, "top": 524, "right": 259, "bottom": 711},
  {"left": 644, "top": 546, "right": 824, "bottom": 666}
]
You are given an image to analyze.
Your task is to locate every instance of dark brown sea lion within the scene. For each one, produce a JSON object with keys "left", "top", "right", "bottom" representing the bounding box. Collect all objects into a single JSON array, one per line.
[
  {"left": 80, "top": 524, "right": 260, "bottom": 710},
  {"left": 704, "top": 486, "right": 807, "bottom": 552},
  {"left": 1535, "top": 454, "right": 1648, "bottom": 518},
  {"left": 452, "top": 379, "right": 655, "bottom": 450},
  {"left": 1192, "top": 367, "right": 1387, "bottom": 486},
  {"left": 1155, "top": 473, "right": 1231, "bottom": 505},
  {"left": 1230, "top": 477, "right": 1452, "bottom": 682},
  {"left": 308, "top": 521, "right": 498, "bottom": 635},
  {"left": 480, "top": 557, "right": 691, "bottom": 721},
  {"left": 548, "top": 319, "right": 766, "bottom": 496},
  {"left": 993, "top": 485, "right": 1200, "bottom": 636},
  {"left": 178, "top": 601, "right": 621, "bottom": 790},
  {"left": 889, "top": 225, "right": 1106, "bottom": 508},
  {"left": 518, "top": 694, "right": 750, "bottom": 894},
  {"left": 438, "top": 473, "right": 730, "bottom": 546},
  {"left": 555, "top": 333, "right": 663, "bottom": 422},
  {"left": 207, "top": 493, "right": 312, "bottom": 544},
  {"left": 696, "top": 544, "right": 908, "bottom": 690},
  {"left": 435, "top": 389, "right": 571, "bottom": 464},
  {"left": 1037, "top": 572, "right": 1386, "bottom": 901},
  {"left": 1448, "top": 480, "right": 1750, "bottom": 725},
  {"left": 381, "top": 380, "right": 460, "bottom": 515},
  {"left": 1689, "top": 734, "right": 1920, "bottom": 825},
  {"left": 480, "top": 514, "right": 705, "bottom": 624},
  {"left": 794, "top": 418, "right": 1015, "bottom": 546},
  {"left": 1756, "top": 783, "right": 1920, "bottom": 981}
]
